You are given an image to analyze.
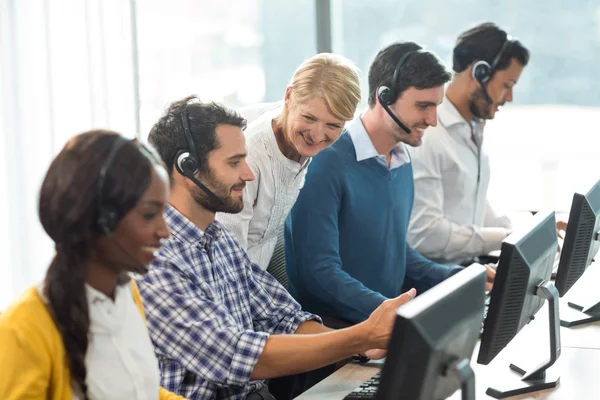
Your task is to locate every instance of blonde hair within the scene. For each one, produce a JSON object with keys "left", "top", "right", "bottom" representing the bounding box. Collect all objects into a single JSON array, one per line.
[{"left": 283, "top": 53, "right": 361, "bottom": 122}]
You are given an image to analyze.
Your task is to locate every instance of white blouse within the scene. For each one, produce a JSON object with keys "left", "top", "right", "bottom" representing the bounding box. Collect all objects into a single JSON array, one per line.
[
  {"left": 37, "top": 280, "right": 161, "bottom": 400},
  {"left": 216, "top": 103, "right": 310, "bottom": 269},
  {"left": 37, "top": 281, "right": 161, "bottom": 400}
]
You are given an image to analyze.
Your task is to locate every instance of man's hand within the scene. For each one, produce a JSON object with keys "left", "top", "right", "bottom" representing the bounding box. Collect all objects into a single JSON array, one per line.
[
  {"left": 485, "top": 264, "right": 496, "bottom": 291},
  {"left": 364, "top": 349, "right": 387, "bottom": 360},
  {"left": 556, "top": 220, "right": 568, "bottom": 239},
  {"left": 468, "top": 262, "right": 496, "bottom": 291},
  {"left": 363, "top": 288, "right": 417, "bottom": 350}
]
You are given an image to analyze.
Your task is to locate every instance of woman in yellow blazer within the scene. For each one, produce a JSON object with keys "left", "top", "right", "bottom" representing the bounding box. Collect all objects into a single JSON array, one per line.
[{"left": 0, "top": 131, "right": 185, "bottom": 400}]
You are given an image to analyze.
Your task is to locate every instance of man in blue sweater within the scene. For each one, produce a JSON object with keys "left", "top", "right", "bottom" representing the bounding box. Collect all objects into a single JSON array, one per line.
[{"left": 285, "top": 42, "right": 465, "bottom": 325}]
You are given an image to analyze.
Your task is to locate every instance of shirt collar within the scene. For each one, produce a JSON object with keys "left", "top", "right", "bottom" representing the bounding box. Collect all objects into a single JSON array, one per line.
[
  {"left": 346, "top": 115, "right": 410, "bottom": 166},
  {"left": 165, "top": 203, "right": 224, "bottom": 248},
  {"left": 261, "top": 114, "right": 311, "bottom": 171},
  {"left": 437, "top": 95, "right": 486, "bottom": 142},
  {"left": 85, "top": 281, "right": 127, "bottom": 306},
  {"left": 437, "top": 95, "right": 467, "bottom": 128}
]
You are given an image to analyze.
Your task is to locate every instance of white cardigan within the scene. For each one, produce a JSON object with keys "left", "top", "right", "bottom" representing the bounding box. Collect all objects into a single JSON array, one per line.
[{"left": 216, "top": 103, "right": 310, "bottom": 269}]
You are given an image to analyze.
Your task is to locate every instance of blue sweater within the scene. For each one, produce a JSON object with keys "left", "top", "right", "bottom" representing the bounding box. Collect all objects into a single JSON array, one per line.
[{"left": 285, "top": 131, "right": 461, "bottom": 323}]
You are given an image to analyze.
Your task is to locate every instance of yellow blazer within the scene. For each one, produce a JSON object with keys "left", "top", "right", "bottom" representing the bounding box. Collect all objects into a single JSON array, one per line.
[{"left": 0, "top": 280, "right": 184, "bottom": 400}]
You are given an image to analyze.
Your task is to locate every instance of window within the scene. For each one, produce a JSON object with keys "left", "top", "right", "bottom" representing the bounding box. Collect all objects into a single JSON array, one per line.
[
  {"left": 331, "top": 0, "right": 600, "bottom": 212},
  {"left": 136, "top": 0, "right": 316, "bottom": 136}
]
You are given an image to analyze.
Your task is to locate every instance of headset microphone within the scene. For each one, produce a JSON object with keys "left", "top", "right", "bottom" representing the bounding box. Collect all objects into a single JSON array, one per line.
[
  {"left": 175, "top": 151, "right": 224, "bottom": 205},
  {"left": 471, "top": 34, "right": 513, "bottom": 105},
  {"left": 96, "top": 136, "right": 152, "bottom": 275},
  {"left": 107, "top": 232, "right": 150, "bottom": 274},
  {"left": 378, "top": 87, "right": 412, "bottom": 134},
  {"left": 479, "top": 82, "right": 494, "bottom": 104},
  {"left": 175, "top": 106, "right": 224, "bottom": 205},
  {"left": 377, "top": 49, "right": 427, "bottom": 135}
]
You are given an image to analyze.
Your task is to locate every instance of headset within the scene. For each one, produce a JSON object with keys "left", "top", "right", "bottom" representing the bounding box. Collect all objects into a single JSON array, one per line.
[
  {"left": 97, "top": 136, "right": 129, "bottom": 235},
  {"left": 471, "top": 34, "right": 513, "bottom": 104},
  {"left": 96, "top": 136, "right": 149, "bottom": 273},
  {"left": 377, "top": 49, "right": 426, "bottom": 134},
  {"left": 174, "top": 105, "right": 224, "bottom": 204}
]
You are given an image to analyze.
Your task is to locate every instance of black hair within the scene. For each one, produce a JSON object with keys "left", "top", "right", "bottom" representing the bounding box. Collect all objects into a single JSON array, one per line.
[
  {"left": 453, "top": 22, "right": 530, "bottom": 74},
  {"left": 148, "top": 95, "right": 247, "bottom": 179},
  {"left": 368, "top": 42, "right": 451, "bottom": 106}
]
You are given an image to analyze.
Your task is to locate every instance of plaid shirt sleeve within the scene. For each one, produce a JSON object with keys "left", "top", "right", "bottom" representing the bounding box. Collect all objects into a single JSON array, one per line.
[
  {"left": 138, "top": 258, "right": 269, "bottom": 388},
  {"left": 243, "top": 257, "right": 321, "bottom": 335}
]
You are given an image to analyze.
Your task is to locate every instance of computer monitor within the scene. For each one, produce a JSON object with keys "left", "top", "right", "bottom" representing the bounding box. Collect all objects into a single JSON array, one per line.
[
  {"left": 554, "top": 180, "right": 600, "bottom": 327},
  {"left": 477, "top": 210, "right": 561, "bottom": 398},
  {"left": 374, "top": 264, "right": 487, "bottom": 400}
]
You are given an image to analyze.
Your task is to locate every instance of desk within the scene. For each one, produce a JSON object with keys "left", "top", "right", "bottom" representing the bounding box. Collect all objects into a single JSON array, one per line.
[
  {"left": 296, "top": 348, "right": 600, "bottom": 399},
  {"left": 296, "top": 263, "right": 600, "bottom": 399}
]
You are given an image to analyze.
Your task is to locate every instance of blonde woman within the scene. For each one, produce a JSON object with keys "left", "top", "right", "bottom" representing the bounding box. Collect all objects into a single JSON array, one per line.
[{"left": 217, "top": 53, "right": 361, "bottom": 269}]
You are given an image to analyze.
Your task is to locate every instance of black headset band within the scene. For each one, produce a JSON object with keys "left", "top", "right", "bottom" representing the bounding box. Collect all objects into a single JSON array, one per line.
[
  {"left": 490, "top": 34, "right": 513, "bottom": 72},
  {"left": 389, "top": 48, "right": 425, "bottom": 99},
  {"left": 97, "top": 136, "right": 130, "bottom": 227},
  {"left": 180, "top": 107, "right": 199, "bottom": 162}
]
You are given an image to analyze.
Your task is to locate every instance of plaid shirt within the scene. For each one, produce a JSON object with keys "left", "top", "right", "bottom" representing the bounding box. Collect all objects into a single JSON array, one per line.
[{"left": 136, "top": 204, "right": 319, "bottom": 400}]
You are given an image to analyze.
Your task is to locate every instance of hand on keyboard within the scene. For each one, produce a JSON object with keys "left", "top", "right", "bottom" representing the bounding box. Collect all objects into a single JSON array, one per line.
[
  {"left": 468, "top": 262, "right": 496, "bottom": 291},
  {"left": 363, "top": 288, "right": 416, "bottom": 354}
]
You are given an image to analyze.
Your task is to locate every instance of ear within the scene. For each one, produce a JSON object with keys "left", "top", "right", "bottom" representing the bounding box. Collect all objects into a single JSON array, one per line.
[
  {"left": 374, "top": 87, "right": 382, "bottom": 107},
  {"left": 284, "top": 86, "right": 293, "bottom": 108},
  {"left": 467, "top": 63, "right": 476, "bottom": 81}
]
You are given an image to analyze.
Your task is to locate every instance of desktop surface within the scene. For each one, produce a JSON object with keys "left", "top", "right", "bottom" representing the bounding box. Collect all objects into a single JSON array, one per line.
[
  {"left": 296, "top": 332, "right": 600, "bottom": 400},
  {"left": 296, "top": 263, "right": 600, "bottom": 400}
]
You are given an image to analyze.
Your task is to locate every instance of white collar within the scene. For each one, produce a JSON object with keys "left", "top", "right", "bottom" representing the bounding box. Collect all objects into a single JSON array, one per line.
[
  {"left": 346, "top": 115, "right": 410, "bottom": 165},
  {"left": 257, "top": 106, "right": 311, "bottom": 171},
  {"left": 437, "top": 95, "right": 486, "bottom": 143}
]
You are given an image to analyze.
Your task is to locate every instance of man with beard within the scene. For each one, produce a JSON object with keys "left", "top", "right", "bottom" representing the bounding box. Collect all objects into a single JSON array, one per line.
[
  {"left": 284, "top": 42, "right": 469, "bottom": 326},
  {"left": 407, "top": 23, "right": 530, "bottom": 265},
  {"left": 136, "top": 96, "right": 417, "bottom": 400}
]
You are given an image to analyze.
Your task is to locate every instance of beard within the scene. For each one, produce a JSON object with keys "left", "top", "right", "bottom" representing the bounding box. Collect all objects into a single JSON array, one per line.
[
  {"left": 468, "top": 87, "right": 493, "bottom": 120},
  {"left": 190, "top": 168, "right": 245, "bottom": 214},
  {"left": 390, "top": 118, "right": 428, "bottom": 147}
]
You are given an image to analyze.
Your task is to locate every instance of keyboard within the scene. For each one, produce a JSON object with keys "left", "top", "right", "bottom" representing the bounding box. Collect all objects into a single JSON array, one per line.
[
  {"left": 480, "top": 292, "right": 492, "bottom": 336},
  {"left": 345, "top": 293, "right": 491, "bottom": 398},
  {"left": 551, "top": 250, "right": 561, "bottom": 279},
  {"left": 343, "top": 371, "right": 381, "bottom": 399}
]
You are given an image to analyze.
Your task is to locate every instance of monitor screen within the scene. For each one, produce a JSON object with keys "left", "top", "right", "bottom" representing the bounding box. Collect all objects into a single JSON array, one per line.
[
  {"left": 477, "top": 211, "right": 557, "bottom": 365},
  {"left": 555, "top": 180, "right": 600, "bottom": 297},
  {"left": 375, "top": 265, "right": 487, "bottom": 400}
]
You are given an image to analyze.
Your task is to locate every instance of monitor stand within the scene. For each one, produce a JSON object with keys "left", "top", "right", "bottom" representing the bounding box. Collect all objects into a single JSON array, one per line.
[
  {"left": 449, "top": 358, "right": 475, "bottom": 400},
  {"left": 561, "top": 299, "right": 600, "bottom": 327},
  {"left": 486, "top": 281, "right": 561, "bottom": 399}
]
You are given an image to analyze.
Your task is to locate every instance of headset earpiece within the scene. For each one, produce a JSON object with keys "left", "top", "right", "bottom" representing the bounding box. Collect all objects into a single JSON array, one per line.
[
  {"left": 472, "top": 60, "right": 492, "bottom": 83},
  {"left": 175, "top": 149, "right": 199, "bottom": 176},
  {"left": 173, "top": 103, "right": 224, "bottom": 205},
  {"left": 471, "top": 60, "right": 492, "bottom": 83},
  {"left": 377, "top": 86, "right": 394, "bottom": 106},
  {"left": 96, "top": 137, "right": 128, "bottom": 235},
  {"left": 471, "top": 34, "right": 513, "bottom": 85},
  {"left": 98, "top": 203, "right": 120, "bottom": 234}
]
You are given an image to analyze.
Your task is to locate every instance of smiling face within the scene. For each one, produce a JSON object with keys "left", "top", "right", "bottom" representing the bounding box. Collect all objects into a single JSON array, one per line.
[
  {"left": 469, "top": 57, "right": 524, "bottom": 119},
  {"left": 280, "top": 88, "right": 346, "bottom": 159},
  {"left": 385, "top": 85, "right": 445, "bottom": 147},
  {"left": 190, "top": 123, "right": 256, "bottom": 213},
  {"left": 100, "top": 165, "right": 171, "bottom": 270}
]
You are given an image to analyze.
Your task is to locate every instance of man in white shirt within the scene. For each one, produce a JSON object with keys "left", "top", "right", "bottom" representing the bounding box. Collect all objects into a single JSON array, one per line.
[{"left": 407, "top": 22, "right": 530, "bottom": 264}]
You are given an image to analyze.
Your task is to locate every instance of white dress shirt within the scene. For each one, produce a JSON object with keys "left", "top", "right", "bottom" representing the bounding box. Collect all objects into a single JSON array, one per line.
[
  {"left": 346, "top": 115, "right": 410, "bottom": 169},
  {"left": 79, "top": 283, "right": 160, "bottom": 400},
  {"left": 216, "top": 103, "right": 310, "bottom": 269},
  {"left": 407, "top": 96, "right": 512, "bottom": 264}
]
